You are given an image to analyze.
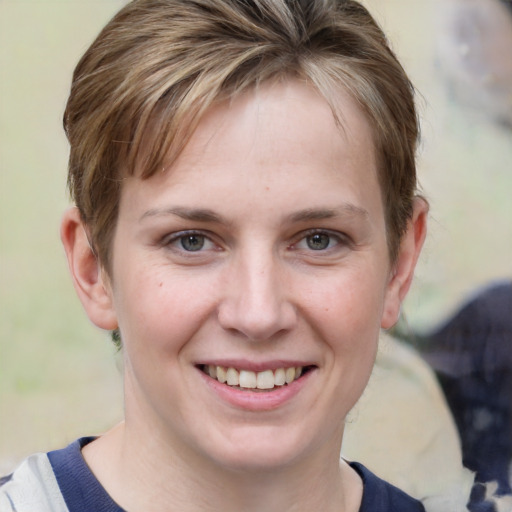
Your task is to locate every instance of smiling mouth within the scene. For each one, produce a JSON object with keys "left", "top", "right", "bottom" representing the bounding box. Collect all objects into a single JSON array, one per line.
[{"left": 199, "top": 365, "right": 314, "bottom": 391}]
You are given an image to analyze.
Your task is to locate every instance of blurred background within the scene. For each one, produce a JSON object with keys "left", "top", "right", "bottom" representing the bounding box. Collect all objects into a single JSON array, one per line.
[{"left": 1, "top": 0, "right": 511, "bottom": 475}]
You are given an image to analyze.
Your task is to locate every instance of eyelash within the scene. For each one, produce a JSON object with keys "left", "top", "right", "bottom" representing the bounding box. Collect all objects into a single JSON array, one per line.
[
  {"left": 290, "top": 229, "right": 350, "bottom": 253},
  {"left": 163, "top": 230, "right": 219, "bottom": 253},
  {"left": 162, "top": 229, "right": 350, "bottom": 255}
]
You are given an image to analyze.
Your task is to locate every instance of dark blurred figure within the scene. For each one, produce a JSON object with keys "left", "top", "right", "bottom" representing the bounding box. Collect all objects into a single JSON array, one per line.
[
  {"left": 433, "top": 2, "right": 512, "bottom": 504},
  {"left": 418, "top": 281, "right": 512, "bottom": 497}
]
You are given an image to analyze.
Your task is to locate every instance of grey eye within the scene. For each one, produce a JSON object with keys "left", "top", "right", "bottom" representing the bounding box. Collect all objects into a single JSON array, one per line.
[
  {"left": 306, "top": 233, "right": 331, "bottom": 250},
  {"left": 180, "top": 234, "right": 205, "bottom": 251}
]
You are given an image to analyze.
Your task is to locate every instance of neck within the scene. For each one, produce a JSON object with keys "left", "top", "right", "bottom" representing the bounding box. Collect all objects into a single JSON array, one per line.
[{"left": 83, "top": 420, "right": 362, "bottom": 512}]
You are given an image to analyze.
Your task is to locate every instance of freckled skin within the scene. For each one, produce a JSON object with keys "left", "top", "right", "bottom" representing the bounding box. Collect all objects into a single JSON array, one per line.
[{"left": 108, "top": 79, "right": 392, "bottom": 469}]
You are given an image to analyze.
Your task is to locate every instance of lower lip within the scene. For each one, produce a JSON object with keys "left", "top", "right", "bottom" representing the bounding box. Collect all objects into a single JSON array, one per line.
[{"left": 198, "top": 368, "right": 315, "bottom": 412}]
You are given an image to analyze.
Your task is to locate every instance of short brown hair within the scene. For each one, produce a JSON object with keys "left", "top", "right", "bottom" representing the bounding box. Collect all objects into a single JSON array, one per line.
[{"left": 64, "top": 0, "right": 419, "bottom": 270}]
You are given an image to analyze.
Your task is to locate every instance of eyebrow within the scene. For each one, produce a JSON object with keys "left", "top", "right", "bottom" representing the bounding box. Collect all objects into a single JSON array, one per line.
[
  {"left": 288, "top": 205, "right": 369, "bottom": 223},
  {"left": 140, "top": 204, "right": 369, "bottom": 224},
  {"left": 140, "top": 207, "right": 226, "bottom": 224}
]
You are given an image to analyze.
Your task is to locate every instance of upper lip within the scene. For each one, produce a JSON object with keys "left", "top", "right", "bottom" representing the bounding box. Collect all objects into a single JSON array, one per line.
[{"left": 195, "top": 360, "right": 316, "bottom": 372}]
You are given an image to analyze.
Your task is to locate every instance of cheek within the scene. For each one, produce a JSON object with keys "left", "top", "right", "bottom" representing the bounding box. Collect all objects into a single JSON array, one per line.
[
  {"left": 113, "top": 264, "right": 221, "bottom": 353},
  {"left": 300, "top": 267, "right": 386, "bottom": 390},
  {"left": 301, "top": 265, "right": 388, "bottom": 335}
]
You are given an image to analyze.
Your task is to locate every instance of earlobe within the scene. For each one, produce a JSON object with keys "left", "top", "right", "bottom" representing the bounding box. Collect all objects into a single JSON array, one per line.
[
  {"left": 381, "top": 198, "right": 428, "bottom": 329},
  {"left": 60, "top": 207, "right": 118, "bottom": 331}
]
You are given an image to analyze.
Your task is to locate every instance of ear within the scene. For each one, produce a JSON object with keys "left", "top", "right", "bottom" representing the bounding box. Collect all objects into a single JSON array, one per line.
[
  {"left": 381, "top": 198, "right": 428, "bottom": 329},
  {"left": 60, "top": 207, "right": 118, "bottom": 330}
]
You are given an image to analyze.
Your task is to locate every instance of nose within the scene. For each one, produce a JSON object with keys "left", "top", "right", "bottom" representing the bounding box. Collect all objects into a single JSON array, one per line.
[{"left": 217, "top": 250, "right": 297, "bottom": 341}]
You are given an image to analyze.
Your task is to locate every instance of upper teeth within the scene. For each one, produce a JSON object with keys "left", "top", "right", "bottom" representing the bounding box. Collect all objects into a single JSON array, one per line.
[{"left": 206, "top": 365, "right": 303, "bottom": 390}]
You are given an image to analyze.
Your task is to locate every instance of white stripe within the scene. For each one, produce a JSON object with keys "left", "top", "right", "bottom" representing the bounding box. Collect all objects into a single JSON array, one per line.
[{"left": 0, "top": 453, "right": 69, "bottom": 512}]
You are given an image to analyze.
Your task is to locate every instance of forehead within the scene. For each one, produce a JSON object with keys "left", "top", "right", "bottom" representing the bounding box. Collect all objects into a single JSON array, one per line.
[
  {"left": 184, "top": 83, "right": 362, "bottom": 167},
  {"left": 122, "top": 79, "right": 382, "bottom": 224}
]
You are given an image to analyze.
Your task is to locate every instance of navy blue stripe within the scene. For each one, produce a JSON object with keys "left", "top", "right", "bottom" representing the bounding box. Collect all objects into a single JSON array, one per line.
[
  {"left": 46, "top": 437, "right": 427, "bottom": 511},
  {"left": 350, "top": 462, "right": 426, "bottom": 512},
  {"left": 48, "top": 438, "right": 125, "bottom": 512}
]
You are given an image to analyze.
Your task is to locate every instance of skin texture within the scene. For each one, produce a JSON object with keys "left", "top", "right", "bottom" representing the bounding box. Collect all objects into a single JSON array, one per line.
[{"left": 61, "top": 79, "right": 427, "bottom": 512}]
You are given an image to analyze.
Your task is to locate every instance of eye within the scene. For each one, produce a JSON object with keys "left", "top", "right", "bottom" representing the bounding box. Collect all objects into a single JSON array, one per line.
[
  {"left": 305, "top": 233, "right": 332, "bottom": 251},
  {"left": 164, "top": 231, "right": 218, "bottom": 253},
  {"left": 180, "top": 234, "right": 206, "bottom": 252},
  {"left": 291, "top": 230, "right": 349, "bottom": 253}
]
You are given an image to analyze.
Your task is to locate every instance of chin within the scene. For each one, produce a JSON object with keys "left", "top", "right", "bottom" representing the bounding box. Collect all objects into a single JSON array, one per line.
[{"left": 198, "top": 424, "right": 325, "bottom": 474}]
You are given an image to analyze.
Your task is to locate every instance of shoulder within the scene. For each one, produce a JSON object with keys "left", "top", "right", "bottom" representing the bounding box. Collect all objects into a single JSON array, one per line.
[
  {"left": 351, "top": 461, "right": 426, "bottom": 512},
  {"left": 47, "top": 437, "right": 125, "bottom": 512},
  {"left": 0, "top": 452, "right": 68, "bottom": 512},
  {"left": 0, "top": 437, "right": 124, "bottom": 512}
]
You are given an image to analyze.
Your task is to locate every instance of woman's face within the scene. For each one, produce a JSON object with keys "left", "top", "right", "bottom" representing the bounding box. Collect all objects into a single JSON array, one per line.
[{"left": 105, "top": 80, "right": 402, "bottom": 471}]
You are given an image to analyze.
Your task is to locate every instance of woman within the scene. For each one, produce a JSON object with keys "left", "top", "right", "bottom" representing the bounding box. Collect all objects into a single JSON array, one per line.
[{"left": 0, "top": 1, "right": 428, "bottom": 510}]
